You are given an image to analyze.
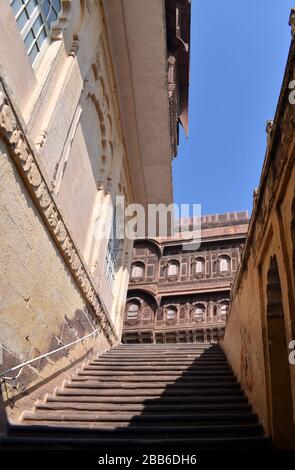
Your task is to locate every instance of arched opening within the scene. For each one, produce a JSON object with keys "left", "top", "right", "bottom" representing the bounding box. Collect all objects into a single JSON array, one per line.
[
  {"left": 265, "top": 255, "right": 294, "bottom": 447},
  {"left": 194, "top": 304, "right": 205, "bottom": 323},
  {"left": 167, "top": 260, "right": 179, "bottom": 278},
  {"left": 125, "top": 290, "right": 158, "bottom": 328},
  {"left": 131, "top": 262, "right": 145, "bottom": 279},
  {"left": 219, "top": 301, "right": 229, "bottom": 322},
  {"left": 165, "top": 305, "right": 177, "bottom": 322},
  {"left": 134, "top": 240, "right": 161, "bottom": 258},
  {"left": 126, "top": 300, "right": 141, "bottom": 321},
  {"left": 218, "top": 255, "right": 231, "bottom": 275},
  {"left": 195, "top": 257, "right": 205, "bottom": 278}
]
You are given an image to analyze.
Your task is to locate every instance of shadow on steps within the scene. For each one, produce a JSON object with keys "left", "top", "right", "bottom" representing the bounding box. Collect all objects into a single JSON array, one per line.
[{"left": 1, "top": 344, "right": 273, "bottom": 452}]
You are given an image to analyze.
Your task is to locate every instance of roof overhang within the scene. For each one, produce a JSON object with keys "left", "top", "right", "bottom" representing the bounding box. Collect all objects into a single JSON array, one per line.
[
  {"left": 165, "top": 0, "right": 191, "bottom": 136},
  {"left": 102, "top": 0, "right": 174, "bottom": 208}
]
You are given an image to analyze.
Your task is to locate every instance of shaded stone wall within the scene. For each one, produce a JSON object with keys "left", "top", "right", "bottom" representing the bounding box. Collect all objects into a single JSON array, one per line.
[
  {"left": 0, "top": 1, "right": 127, "bottom": 418},
  {"left": 222, "top": 30, "right": 295, "bottom": 448}
]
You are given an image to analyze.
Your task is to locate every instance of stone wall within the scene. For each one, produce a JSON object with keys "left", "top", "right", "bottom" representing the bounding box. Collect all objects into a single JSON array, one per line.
[
  {"left": 222, "top": 35, "right": 295, "bottom": 449},
  {"left": 0, "top": 136, "right": 111, "bottom": 419},
  {"left": 0, "top": 0, "right": 187, "bottom": 424},
  {"left": 0, "top": 0, "right": 133, "bottom": 329},
  {"left": 0, "top": 1, "right": 127, "bottom": 418}
]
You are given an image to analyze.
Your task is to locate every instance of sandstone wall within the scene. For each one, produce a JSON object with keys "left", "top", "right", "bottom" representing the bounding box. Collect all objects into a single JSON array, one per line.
[
  {"left": 222, "top": 38, "right": 295, "bottom": 448},
  {"left": 0, "top": 137, "right": 111, "bottom": 416},
  {"left": 0, "top": 1, "right": 132, "bottom": 419}
]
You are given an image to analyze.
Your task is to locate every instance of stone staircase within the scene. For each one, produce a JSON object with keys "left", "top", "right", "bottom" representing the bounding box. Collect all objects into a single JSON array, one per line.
[{"left": 1, "top": 343, "right": 272, "bottom": 450}]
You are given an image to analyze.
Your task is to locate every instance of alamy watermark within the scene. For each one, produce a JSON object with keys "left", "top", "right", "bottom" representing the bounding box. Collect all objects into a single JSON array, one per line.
[{"left": 94, "top": 196, "right": 202, "bottom": 251}]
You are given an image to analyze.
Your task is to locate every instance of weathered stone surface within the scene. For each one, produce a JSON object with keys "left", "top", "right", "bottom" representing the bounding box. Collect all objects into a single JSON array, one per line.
[{"left": 222, "top": 38, "right": 295, "bottom": 449}]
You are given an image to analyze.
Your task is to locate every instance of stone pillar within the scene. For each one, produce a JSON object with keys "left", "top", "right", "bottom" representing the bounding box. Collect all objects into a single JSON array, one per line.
[
  {"left": 185, "top": 302, "right": 191, "bottom": 323},
  {"left": 208, "top": 301, "right": 214, "bottom": 323}
]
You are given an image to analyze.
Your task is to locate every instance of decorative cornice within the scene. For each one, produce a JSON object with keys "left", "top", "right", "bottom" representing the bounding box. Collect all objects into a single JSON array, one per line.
[{"left": 0, "top": 83, "right": 118, "bottom": 345}]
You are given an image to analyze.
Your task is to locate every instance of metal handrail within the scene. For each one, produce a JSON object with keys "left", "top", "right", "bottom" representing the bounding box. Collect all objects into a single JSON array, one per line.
[{"left": 0, "top": 328, "right": 100, "bottom": 381}]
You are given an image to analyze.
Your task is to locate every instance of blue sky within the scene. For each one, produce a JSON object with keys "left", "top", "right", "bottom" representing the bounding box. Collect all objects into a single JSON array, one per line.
[{"left": 173, "top": 0, "right": 294, "bottom": 216}]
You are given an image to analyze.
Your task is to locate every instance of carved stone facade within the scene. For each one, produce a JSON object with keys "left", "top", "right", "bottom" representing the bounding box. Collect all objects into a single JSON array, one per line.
[{"left": 123, "top": 212, "right": 249, "bottom": 343}]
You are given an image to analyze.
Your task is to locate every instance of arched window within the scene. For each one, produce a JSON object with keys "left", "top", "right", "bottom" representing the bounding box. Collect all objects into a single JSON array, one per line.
[
  {"left": 131, "top": 263, "right": 144, "bottom": 279},
  {"left": 127, "top": 301, "right": 140, "bottom": 320},
  {"left": 219, "top": 255, "right": 231, "bottom": 274},
  {"left": 219, "top": 303, "right": 229, "bottom": 321},
  {"left": 11, "top": 0, "right": 62, "bottom": 65},
  {"left": 166, "top": 305, "right": 177, "bottom": 320},
  {"left": 194, "top": 304, "right": 205, "bottom": 322},
  {"left": 167, "top": 260, "right": 179, "bottom": 277},
  {"left": 195, "top": 258, "right": 205, "bottom": 276}
]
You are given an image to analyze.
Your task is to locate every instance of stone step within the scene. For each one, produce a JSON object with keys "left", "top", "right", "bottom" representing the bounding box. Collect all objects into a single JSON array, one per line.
[
  {"left": 89, "top": 361, "right": 231, "bottom": 368},
  {"left": 109, "top": 346, "right": 223, "bottom": 350},
  {"left": 103, "top": 352, "right": 226, "bottom": 357},
  {"left": 59, "top": 386, "right": 244, "bottom": 397},
  {"left": 4, "top": 343, "right": 269, "bottom": 451},
  {"left": 22, "top": 410, "right": 258, "bottom": 426},
  {"left": 68, "top": 378, "right": 241, "bottom": 389},
  {"left": 38, "top": 400, "right": 253, "bottom": 413},
  {"left": 115, "top": 349, "right": 217, "bottom": 352},
  {"left": 113, "top": 350, "right": 217, "bottom": 354},
  {"left": 77, "top": 372, "right": 236, "bottom": 382},
  {"left": 93, "top": 355, "right": 227, "bottom": 360},
  {"left": 86, "top": 364, "right": 231, "bottom": 371},
  {"left": 114, "top": 343, "right": 214, "bottom": 348},
  {"left": 52, "top": 392, "right": 248, "bottom": 404},
  {"left": 2, "top": 433, "right": 272, "bottom": 450},
  {"left": 2, "top": 433, "right": 272, "bottom": 451},
  {"left": 15, "top": 420, "right": 264, "bottom": 437},
  {"left": 100, "top": 356, "right": 227, "bottom": 362},
  {"left": 80, "top": 369, "right": 234, "bottom": 377}
]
